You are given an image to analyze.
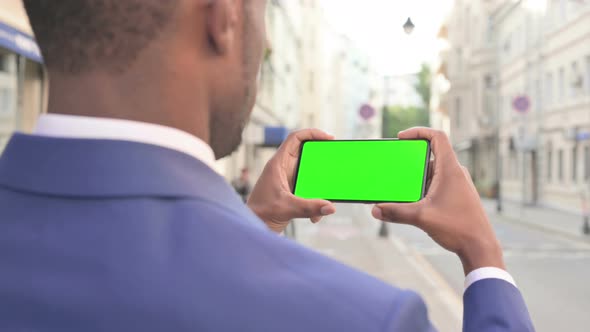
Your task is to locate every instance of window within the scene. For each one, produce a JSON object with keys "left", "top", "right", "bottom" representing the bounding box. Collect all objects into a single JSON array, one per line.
[
  {"left": 484, "top": 92, "right": 494, "bottom": 122},
  {"left": 514, "top": 152, "right": 520, "bottom": 179},
  {"left": 559, "top": 67, "right": 565, "bottom": 102},
  {"left": 511, "top": 93, "right": 518, "bottom": 120},
  {"left": 484, "top": 74, "right": 493, "bottom": 89},
  {"left": 547, "top": 149, "right": 553, "bottom": 181},
  {"left": 504, "top": 153, "right": 510, "bottom": 179},
  {"left": 510, "top": 152, "right": 517, "bottom": 179},
  {"left": 535, "top": 79, "right": 541, "bottom": 112},
  {"left": 526, "top": 14, "right": 533, "bottom": 47},
  {"left": 545, "top": 73, "right": 553, "bottom": 105},
  {"left": 499, "top": 96, "right": 505, "bottom": 121},
  {"left": 456, "top": 48, "right": 463, "bottom": 73},
  {"left": 473, "top": 84, "right": 479, "bottom": 118},
  {"left": 503, "top": 35, "right": 511, "bottom": 56},
  {"left": 486, "top": 16, "right": 493, "bottom": 44},
  {"left": 571, "top": 61, "right": 579, "bottom": 98},
  {"left": 455, "top": 97, "right": 462, "bottom": 128},
  {"left": 558, "top": 149, "right": 564, "bottom": 181},
  {"left": 0, "top": 87, "right": 13, "bottom": 115},
  {"left": 515, "top": 25, "right": 523, "bottom": 54},
  {"left": 0, "top": 54, "right": 9, "bottom": 72},
  {"left": 573, "top": 146, "right": 578, "bottom": 181},
  {"left": 585, "top": 146, "right": 590, "bottom": 180},
  {"left": 465, "top": 7, "right": 471, "bottom": 43}
]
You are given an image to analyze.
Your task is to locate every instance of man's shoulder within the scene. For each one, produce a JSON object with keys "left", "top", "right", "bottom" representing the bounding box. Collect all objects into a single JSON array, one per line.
[
  {"left": 164, "top": 199, "right": 415, "bottom": 330},
  {"left": 188, "top": 199, "right": 431, "bottom": 323},
  {"left": 0, "top": 192, "right": 429, "bottom": 331}
]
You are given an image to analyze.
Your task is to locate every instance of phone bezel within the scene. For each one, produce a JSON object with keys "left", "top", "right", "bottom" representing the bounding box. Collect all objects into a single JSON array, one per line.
[{"left": 292, "top": 139, "right": 431, "bottom": 203}]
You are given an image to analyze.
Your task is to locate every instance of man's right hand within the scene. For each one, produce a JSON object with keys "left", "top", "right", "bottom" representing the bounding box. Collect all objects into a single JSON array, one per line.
[{"left": 371, "top": 127, "right": 504, "bottom": 276}]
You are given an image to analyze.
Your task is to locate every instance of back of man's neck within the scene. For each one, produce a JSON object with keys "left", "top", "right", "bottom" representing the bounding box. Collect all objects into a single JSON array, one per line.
[{"left": 46, "top": 73, "right": 211, "bottom": 146}]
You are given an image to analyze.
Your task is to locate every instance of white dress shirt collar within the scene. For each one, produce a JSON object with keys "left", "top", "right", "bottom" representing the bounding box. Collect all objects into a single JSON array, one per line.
[{"left": 34, "top": 114, "right": 218, "bottom": 172}]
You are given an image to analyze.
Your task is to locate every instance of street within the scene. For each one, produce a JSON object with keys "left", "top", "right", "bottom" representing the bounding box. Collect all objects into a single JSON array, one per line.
[{"left": 295, "top": 202, "right": 590, "bottom": 332}]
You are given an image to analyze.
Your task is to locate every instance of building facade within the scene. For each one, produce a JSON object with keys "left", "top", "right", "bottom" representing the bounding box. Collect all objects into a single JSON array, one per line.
[
  {"left": 320, "top": 33, "right": 380, "bottom": 139},
  {"left": 217, "top": 0, "right": 305, "bottom": 181},
  {"left": 0, "top": 0, "right": 45, "bottom": 152},
  {"left": 496, "top": 0, "right": 590, "bottom": 212},
  {"left": 445, "top": 0, "right": 504, "bottom": 197},
  {"left": 430, "top": 24, "right": 453, "bottom": 138},
  {"left": 444, "top": 0, "right": 590, "bottom": 213},
  {"left": 219, "top": 0, "right": 381, "bottom": 182}
]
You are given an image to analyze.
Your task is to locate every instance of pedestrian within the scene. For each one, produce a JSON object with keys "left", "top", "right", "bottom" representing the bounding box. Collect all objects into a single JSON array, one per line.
[
  {"left": 0, "top": 1, "right": 534, "bottom": 331},
  {"left": 232, "top": 167, "right": 251, "bottom": 202}
]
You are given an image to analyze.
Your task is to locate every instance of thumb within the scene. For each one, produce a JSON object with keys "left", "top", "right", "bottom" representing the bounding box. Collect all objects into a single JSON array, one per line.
[
  {"left": 372, "top": 203, "right": 423, "bottom": 225},
  {"left": 289, "top": 195, "right": 336, "bottom": 219}
]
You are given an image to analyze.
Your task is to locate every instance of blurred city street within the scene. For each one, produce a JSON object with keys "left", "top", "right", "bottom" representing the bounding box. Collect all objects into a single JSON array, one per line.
[
  {"left": 296, "top": 201, "right": 590, "bottom": 332},
  {"left": 295, "top": 204, "right": 463, "bottom": 332},
  {"left": 0, "top": 0, "right": 588, "bottom": 330}
]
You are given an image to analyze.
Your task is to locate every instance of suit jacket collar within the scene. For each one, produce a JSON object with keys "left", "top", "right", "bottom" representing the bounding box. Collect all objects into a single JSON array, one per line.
[
  {"left": 0, "top": 134, "right": 254, "bottom": 221},
  {"left": 34, "top": 114, "right": 219, "bottom": 173}
]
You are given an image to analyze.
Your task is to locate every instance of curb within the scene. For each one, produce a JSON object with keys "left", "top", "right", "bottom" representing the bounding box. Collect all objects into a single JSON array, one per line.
[{"left": 489, "top": 210, "right": 590, "bottom": 246}]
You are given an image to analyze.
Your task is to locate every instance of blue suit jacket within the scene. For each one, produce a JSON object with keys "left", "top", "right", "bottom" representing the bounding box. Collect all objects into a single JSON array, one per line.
[{"left": 0, "top": 134, "right": 534, "bottom": 331}]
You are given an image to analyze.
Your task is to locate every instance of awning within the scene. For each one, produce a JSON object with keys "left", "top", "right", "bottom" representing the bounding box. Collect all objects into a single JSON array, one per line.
[
  {"left": 262, "top": 126, "right": 289, "bottom": 147},
  {"left": 0, "top": 20, "right": 42, "bottom": 63},
  {"left": 576, "top": 131, "right": 590, "bottom": 141}
]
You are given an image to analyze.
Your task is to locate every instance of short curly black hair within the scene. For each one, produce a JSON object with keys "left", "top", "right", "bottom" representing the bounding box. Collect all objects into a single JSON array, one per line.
[{"left": 23, "top": 0, "right": 178, "bottom": 74}]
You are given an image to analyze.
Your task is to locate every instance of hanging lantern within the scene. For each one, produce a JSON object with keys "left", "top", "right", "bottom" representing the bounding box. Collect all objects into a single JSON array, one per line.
[{"left": 403, "top": 17, "right": 415, "bottom": 35}]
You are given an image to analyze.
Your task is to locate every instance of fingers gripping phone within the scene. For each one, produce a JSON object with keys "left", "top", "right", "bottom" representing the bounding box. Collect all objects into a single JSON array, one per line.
[{"left": 293, "top": 139, "right": 431, "bottom": 203}]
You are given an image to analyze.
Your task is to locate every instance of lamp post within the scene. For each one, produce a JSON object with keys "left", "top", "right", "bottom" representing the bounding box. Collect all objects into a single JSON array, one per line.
[
  {"left": 378, "top": 17, "right": 415, "bottom": 239},
  {"left": 377, "top": 16, "right": 419, "bottom": 238}
]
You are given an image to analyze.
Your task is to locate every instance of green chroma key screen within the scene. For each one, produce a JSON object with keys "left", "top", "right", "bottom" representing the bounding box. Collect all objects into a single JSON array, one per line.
[{"left": 293, "top": 140, "right": 430, "bottom": 203}]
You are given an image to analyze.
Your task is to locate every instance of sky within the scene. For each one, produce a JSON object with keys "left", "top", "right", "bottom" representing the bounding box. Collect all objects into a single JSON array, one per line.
[{"left": 321, "top": 0, "right": 454, "bottom": 76}]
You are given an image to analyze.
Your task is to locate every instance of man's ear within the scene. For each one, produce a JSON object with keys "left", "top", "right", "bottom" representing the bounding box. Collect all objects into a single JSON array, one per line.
[{"left": 205, "top": 0, "right": 238, "bottom": 55}]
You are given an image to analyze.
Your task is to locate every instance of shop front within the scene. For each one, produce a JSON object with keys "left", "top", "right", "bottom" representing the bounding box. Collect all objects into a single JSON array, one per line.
[{"left": 0, "top": 17, "right": 44, "bottom": 152}]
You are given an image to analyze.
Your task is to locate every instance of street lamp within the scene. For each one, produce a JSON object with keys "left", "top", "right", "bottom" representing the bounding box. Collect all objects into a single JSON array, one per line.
[{"left": 403, "top": 17, "right": 415, "bottom": 35}]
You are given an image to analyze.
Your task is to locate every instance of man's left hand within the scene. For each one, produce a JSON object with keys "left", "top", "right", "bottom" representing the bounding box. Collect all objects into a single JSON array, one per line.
[{"left": 247, "top": 129, "right": 336, "bottom": 233}]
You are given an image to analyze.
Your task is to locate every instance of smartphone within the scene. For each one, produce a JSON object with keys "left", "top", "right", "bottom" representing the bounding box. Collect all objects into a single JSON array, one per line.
[{"left": 293, "top": 139, "right": 431, "bottom": 203}]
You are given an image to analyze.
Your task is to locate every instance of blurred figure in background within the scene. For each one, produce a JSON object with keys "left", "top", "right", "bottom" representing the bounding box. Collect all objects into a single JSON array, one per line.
[{"left": 232, "top": 167, "right": 252, "bottom": 202}]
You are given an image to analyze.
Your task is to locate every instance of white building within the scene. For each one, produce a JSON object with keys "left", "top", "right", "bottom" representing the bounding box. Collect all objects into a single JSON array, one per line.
[
  {"left": 298, "top": 1, "right": 382, "bottom": 139},
  {"left": 218, "top": 0, "right": 305, "bottom": 181},
  {"left": 444, "top": 0, "right": 504, "bottom": 197},
  {"left": 495, "top": 0, "right": 590, "bottom": 212},
  {"left": 319, "top": 32, "right": 380, "bottom": 139},
  {"left": 444, "top": 0, "right": 590, "bottom": 212},
  {"left": 299, "top": 0, "right": 324, "bottom": 131},
  {"left": 0, "top": 0, "right": 45, "bottom": 152},
  {"left": 430, "top": 25, "right": 452, "bottom": 136},
  {"left": 219, "top": 0, "right": 380, "bottom": 182},
  {"left": 364, "top": 66, "right": 385, "bottom": 139}
]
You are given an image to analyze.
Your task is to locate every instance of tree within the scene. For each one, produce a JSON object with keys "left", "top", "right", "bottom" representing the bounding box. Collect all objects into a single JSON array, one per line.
[
  {"left": 415, "top": 63, "right": 432, "bottom": 108},
  {"left": 383, "top": 105, "right": 429, "bottom": 138},
  {"left": 382, "top": 63, "right": 432, "bottom": 137}
]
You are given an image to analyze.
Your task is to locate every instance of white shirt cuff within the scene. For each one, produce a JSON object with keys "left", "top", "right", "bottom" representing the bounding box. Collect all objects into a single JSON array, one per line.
[{"left": 464, "top": 267, "right": 517, "bottom": 291}]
